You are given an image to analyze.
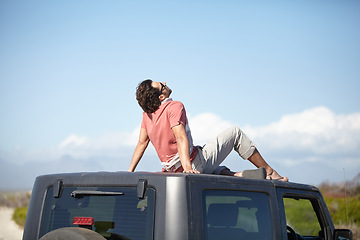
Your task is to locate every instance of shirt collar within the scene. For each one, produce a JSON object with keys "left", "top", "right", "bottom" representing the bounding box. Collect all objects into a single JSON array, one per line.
[{"left": 161, "top": 98, "right": 173, "bottom": 104}]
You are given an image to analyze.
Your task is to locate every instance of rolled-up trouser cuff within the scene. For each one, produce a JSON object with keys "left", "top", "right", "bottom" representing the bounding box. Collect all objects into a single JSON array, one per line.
[
  {"left": 233, "top": 125, "right": 256, "bottom": 159},
  {"left": 241, "top": 145, "right": 256, "bottom": 159}
]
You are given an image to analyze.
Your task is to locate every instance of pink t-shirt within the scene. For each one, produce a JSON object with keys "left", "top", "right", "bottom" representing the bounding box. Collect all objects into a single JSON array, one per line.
[{"left": 141, "top": 99, "right": 198, "bottom": 172}]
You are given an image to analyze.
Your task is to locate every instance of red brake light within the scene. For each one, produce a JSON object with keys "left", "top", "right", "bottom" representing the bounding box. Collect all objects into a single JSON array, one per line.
[{"left": 73, "top": 217, "right": 94, "bottom": 226}]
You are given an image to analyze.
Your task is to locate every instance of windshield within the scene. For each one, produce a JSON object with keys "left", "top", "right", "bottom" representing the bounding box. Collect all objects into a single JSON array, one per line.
[{"left": 40, "top": 186, "right": 155, "bottom": 240}]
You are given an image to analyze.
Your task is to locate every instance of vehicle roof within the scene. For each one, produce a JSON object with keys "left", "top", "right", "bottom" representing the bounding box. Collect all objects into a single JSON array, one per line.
[{"left": 32, "top": 171, "right": 319, "bottom": 192}]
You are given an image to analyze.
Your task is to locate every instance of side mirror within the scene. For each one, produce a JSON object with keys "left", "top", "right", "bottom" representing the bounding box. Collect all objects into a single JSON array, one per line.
[{"left": 334, "top": 229, "right": 352, "bottom": 240}]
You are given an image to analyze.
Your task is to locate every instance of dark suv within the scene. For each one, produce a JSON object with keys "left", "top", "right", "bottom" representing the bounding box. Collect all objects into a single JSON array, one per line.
[{"left": 23, "top": 171, "right": 352, "bottom": 240}]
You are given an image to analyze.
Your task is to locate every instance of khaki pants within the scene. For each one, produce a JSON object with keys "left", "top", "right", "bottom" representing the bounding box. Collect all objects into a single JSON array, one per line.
[{"left": 191, "top": 125, "right": 256, "bottom": 174}]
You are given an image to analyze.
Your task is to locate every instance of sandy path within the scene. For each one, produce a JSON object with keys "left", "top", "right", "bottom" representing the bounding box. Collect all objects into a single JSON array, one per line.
[{"left": 0, "top": 208, "right": 24, "bottom": 240}]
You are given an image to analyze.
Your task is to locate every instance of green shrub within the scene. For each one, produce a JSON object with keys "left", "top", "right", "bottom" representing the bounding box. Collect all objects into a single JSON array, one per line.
[
  {"left": 13, "top": 206, "right": 28, "bottom": 228},
  {"left": 324, "top": 194, "right": 360, "bottom": 227}
]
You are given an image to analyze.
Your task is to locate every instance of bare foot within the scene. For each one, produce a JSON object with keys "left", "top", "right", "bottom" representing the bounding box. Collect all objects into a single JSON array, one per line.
[
  {"left": 234, "top": 171, "right": 243, "bottom": 177},
  {"left": 266, "top": 168, "right": 289, "bottom": 182}
]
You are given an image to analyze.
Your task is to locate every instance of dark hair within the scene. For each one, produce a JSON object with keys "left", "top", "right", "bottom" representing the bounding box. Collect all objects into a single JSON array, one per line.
[{"left": 136, "top": 79, "right": 162, "bottom": 113}]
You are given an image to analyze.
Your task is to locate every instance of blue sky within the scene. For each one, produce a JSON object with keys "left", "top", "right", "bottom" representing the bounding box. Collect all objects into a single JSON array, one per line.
[{"left": 1, "top": 0, "right": 359, "bottom": 189}]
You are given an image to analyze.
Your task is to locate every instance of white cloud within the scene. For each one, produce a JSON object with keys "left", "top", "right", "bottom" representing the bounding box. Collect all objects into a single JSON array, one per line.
[
  {"left": 55, "top": 128, "right": 140, "bottom": 160},
  {"left": 59, "top": 134, "right": 88, "bottom": 149},
  {"left": 242, "top": 106, "right": 360, "bottom": 154},
  {"left": 189, "top": 112, "right": 234, "bottom": 144}
]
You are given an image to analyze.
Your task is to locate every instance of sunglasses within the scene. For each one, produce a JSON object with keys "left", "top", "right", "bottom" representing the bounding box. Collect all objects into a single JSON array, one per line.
[{"left": 159, "top": 82, "right": 167, "bottom": 93}]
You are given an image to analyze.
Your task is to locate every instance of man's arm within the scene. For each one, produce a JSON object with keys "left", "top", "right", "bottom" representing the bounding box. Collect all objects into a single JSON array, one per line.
[
  {"left": 128, "top": 127, "right": 150, "bottom": 172},
  {"left": 172, "top": 124, "right": 200, "bottom": 174}
]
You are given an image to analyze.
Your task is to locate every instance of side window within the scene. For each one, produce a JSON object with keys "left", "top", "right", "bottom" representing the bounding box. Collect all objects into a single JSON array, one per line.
[
  {"left": 283, "top": 197, "right": 323, "bottom": 240},
  {"left": 203, "top": 190, "right": 273, "bottom": 240}
]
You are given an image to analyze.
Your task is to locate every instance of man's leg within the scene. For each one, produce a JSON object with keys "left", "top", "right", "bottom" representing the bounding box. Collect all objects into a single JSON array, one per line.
[
  {"left": 201, "top": 125, "right": 288, "bottom": 181},
  {"left": 200, "top": 126, "right": 255, "bottom": 174},
  {"left": 247, "top": 149, "right": 289, "bottom": 181}
]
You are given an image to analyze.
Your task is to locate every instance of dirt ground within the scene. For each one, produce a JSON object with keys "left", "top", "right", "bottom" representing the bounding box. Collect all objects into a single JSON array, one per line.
[{"left": 0, "top": 208, "right": 23, "bottom": 240}]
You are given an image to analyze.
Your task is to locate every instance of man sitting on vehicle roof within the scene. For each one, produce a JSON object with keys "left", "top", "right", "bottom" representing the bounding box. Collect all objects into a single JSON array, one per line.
[{"left": 128, "top": 79, "right": 288, "bottom": 181}]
